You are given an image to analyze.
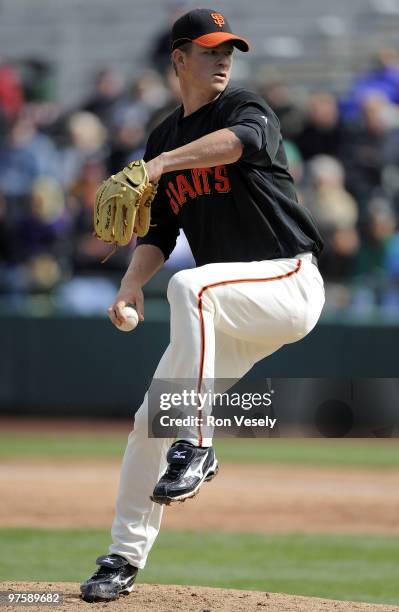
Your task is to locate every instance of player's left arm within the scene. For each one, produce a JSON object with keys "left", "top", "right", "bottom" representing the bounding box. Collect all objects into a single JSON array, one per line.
[
  {"left": 145, "top": 128, "right": 244, "bottom": 182},
  {"left": 145, "top": 98, "right": 278, "bottom": 182}
]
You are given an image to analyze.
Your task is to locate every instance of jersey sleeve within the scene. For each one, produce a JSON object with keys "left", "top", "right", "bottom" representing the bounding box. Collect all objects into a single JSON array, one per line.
[
  {"left": 223, "top": 94, "right": 281, "bottom": 165},
  {"left": 137, "top": 135, "right": 180, "bottom": 261}
]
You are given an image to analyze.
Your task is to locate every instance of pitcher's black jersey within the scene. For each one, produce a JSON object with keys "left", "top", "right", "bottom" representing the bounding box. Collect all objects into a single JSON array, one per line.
[{"left": 138, "top": 86, "right": 323, "bottom": 266}]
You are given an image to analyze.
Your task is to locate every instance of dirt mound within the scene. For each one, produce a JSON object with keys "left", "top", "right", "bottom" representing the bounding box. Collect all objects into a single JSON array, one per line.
[{"left": 0, "top": 583, "right": 397, "bottom": 612}]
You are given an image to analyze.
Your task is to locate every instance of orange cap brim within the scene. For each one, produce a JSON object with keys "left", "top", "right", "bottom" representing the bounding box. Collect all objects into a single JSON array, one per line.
[{"left": 192, "top": 32, "right": 250, "bottom": 52}]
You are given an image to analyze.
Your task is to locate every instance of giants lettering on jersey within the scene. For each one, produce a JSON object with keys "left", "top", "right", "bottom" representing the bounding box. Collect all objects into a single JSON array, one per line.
[{"left": 165, "top": 165, "right": 231, "bottom": 214}]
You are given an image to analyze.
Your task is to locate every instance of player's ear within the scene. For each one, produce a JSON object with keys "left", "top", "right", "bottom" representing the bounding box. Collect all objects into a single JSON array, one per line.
[{"left": 172, "top": 49, "right": 186, "bottom": 71}]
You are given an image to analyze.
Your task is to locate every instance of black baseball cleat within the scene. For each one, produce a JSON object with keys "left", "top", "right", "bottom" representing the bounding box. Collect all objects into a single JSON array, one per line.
[
  {"left": 151, "top": 441, "right": 219, "bottom": 505},
  {"left": 80, "top": 554, "right": 138, "bottom": 603}
]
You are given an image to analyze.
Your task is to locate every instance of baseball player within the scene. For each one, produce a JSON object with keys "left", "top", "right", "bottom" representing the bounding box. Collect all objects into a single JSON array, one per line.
[{"left": 81, "top": 8, "right": 325, "bottom": 602}]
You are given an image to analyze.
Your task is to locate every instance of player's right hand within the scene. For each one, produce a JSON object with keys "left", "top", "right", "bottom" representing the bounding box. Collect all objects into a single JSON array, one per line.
[{"left": 108, "top": 285, "right": 144, "bottom": 328}]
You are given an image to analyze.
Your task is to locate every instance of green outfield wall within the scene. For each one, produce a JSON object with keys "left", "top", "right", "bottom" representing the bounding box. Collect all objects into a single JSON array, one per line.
[{"left": 0, "top": 307, "right": 397, "bottom": 416}]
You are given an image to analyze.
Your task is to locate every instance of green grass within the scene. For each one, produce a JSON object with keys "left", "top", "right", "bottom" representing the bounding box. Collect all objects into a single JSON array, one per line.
[
  {"left": 0, "top": 433, "right": 398, "bottom": 469},
  {"left": 215, "top": 438, "right": 399, "bottom": 469},
  {"left": 0, "top": 529, "right": 398, "bottom": 606},
  {"left": 0, "top": 433, "right": 127, "bottom": 459}
]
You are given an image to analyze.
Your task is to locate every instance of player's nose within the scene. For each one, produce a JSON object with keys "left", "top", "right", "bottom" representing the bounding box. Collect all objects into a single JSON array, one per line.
[{"left": 216, "top": 54, "right": 230, "bottom": 69}]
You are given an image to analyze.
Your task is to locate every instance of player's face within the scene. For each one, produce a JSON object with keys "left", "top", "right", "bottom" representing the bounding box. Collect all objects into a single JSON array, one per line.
[{"left": 183, "top": 42, "right": 234, "bottom": 95}]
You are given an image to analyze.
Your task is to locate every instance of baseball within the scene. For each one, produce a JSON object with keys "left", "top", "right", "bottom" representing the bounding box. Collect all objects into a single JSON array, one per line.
[{"left": 116, "top": 305, "right": 139, "bottom": 332}]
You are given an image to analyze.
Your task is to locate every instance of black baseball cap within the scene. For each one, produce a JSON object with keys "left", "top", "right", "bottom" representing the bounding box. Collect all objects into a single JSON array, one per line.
[{"left": 171, "top": 8, "right": 250, "bottom": 52}]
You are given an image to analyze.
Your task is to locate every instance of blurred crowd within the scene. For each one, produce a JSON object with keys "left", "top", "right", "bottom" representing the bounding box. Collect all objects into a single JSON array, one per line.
[{"left": 1, "top": 20, "right": 399, "bottom": 316}]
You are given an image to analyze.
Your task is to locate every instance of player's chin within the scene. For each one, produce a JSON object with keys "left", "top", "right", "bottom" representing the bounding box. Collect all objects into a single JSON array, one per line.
[{"left": 210, "top": 77, "right": 228, "bottom": 93}]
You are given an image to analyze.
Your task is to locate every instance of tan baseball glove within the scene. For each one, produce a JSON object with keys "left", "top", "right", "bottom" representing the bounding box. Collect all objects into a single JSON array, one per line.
[{"left": 93, "top": 160, "right": 157, "bottom": 254}]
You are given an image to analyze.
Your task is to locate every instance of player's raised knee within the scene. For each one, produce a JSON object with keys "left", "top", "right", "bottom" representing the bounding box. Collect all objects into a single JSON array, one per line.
[{"left": 296, "top": 302, "right": 325, "bottom": 341}]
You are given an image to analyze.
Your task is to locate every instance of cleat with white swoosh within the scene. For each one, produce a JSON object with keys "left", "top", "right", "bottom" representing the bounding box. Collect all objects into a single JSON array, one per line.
[
  {"left": 151, "top": 442, "right": 219, "bottom": 505},
  {"left": 80, "top": 554, "right": 138, "bottom": 602}
]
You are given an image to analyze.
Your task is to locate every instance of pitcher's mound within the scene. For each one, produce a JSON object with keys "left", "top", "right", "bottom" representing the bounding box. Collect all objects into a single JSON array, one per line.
[{"left": 1, "top": 582, "right": 397, "bottom": 611}]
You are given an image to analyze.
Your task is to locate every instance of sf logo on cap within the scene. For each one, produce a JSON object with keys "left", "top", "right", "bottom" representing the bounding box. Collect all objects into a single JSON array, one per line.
[{"left": 211, "top": 12, "right": 225, "bottom": 27}]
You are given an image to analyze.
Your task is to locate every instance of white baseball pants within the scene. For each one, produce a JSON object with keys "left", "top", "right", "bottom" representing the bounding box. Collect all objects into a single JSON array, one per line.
[{"left": 109, "top": 252, "right": 325, "bottom": 568}]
